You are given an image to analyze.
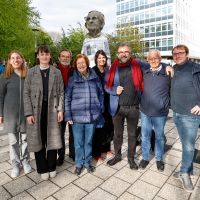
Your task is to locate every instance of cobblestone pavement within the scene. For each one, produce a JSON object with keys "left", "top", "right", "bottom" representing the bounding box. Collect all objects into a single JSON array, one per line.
[{"left": 0, "top": 112, "right": 200, "bottom": 200}]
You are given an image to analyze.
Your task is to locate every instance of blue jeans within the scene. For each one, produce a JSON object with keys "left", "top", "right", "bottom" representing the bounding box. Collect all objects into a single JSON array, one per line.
[
  {"left": 141, "top": 112, "right": 167, "bottom": 161},
  {"left": 72, "top": 123, "right": 96, "bottom": 168},
  {"left": 173, "top": 112, "right": 200, "bottom": 173}
]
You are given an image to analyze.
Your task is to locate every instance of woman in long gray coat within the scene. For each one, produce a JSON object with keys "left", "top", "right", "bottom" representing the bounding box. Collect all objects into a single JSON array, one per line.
[
  {"left": 0, "top": 50, "right": 32, "bottom": 178},
  {"left": 24, "top": 45, "right": 64, "bottom": 180}
]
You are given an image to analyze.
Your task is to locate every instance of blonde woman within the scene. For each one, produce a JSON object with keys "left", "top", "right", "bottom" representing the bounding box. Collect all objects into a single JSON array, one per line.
[{"left": 0, "top": 50, "right": 31, "bottom": 178}]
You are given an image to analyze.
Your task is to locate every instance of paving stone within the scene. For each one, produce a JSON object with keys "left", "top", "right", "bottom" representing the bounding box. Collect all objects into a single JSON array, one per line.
[
  {"left": 51, "top": 169, "right": 78, "bottom": 187},
  {"left": 0, "top": 172, "right": 12, "bottom": 186},
  {"left": 139, "top": 170, "right": 168, "bottom": 187},
  {"left": 105, "top": 159, "right": 127, "bottom": 170},
  {"left": 27, "top": 181, "right": 59, "bottom": 200},
  {"left": 173, "top": 142, "right": 183, "bottom": 151},
  {"left": 0, "top": 162, "right": 11, "bottom": 173},
  {"left": 153, "top": 197, "right": 165, "bottom": 200},
  {"left": 163, "top": 154, "right": 181, "bottom": 166},
  {"left": 29, "top": 159, "right": 36, "bottom": 170},
  {"left": 9, "top": 191, "right": 35, "bottom": 200},
  {"left": 4, "top": 176, "right": 35, "bottom": 196},
  {"left": 100, "top": 176, "right": 130, "bottom": 197},
  {"left": 190, "top": 186, "right": 200, "bottom": 200},
  {"left": 114, "top": 166, "right": 142, "bottom": 184},
  {"left": 27, "top": 171, "right": 43, "bottom": 184},
  {"left": 166, "top": 149, "right": 182, "bottom": 158},
  {"left": 127, "top": 179, "right": 159, "bottom": 200},
  {"left": 0, "top": 145, "right": 9, "bottom": 154},
  {"left": 56, "top": 161, "right": 73, "bottom": 173},
  {"left": 82, "top": 187, "right": 116, "bottom": 200},
  {"left": 74, "top": 173, "right": 103, "bottom": 192},
  {"left": 53, "top": 183, "right": 87, "bottom": 200},
  {"left": 45, "top": 196, "right": 56, "bottom": 200},
  {"left": 0, "top": 139, "right": 9, "bottom": 147},
  {"left": 118, "top": 192, "right": 141, "bottom": 200},
  {"left": 0, "top": 134, "right": 8, "bottom": 140},
  {"left": 158, "top": 183, "right": 190, "bottom": 200},
  {"left": 67, "top": 165, "right": 87, "bottom": 177},
  {"left": 0, "top": 186, "right": 11, "bottom": 199},
  {"left": 0, "top": 152, "right": 9, "bottom": 163},
  {"left": 149, "top": 162, "right": 176, "bottom": 176},
  {"left": 93, "top": 164, "right": 117, "bottom": 180}
]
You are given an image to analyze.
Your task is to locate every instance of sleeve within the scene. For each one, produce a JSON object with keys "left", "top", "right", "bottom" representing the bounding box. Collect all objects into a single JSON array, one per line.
[
  {"left": 57, "top": 71, "right": 64, "bottom": 112},
  {"left": 96, "top": 76, "right": 104, "bottom": 113},
  {"left": 23, "top": 70, "right": 34, "bottom": 117},
  {"left": 136, "top": 59, "right": 150, "bottom": 72},
  {"left": 0, "top": 76, "right": 6, "bottom": 117},
  {"left": 64, "top": 75, "right": 74, "bottom": 121}
]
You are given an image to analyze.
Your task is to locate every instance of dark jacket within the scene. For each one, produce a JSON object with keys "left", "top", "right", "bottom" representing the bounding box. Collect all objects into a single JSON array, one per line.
[
  {"left": 140, "top": 64, "right": 170, "bottom": 116},
  {"left": 0, "top": 73, "right": 26, "bottom": 133},
  {"left": 65, "top": 68, "right": 104, "bottom": 123},
  {"left": 192, "top": 62, "right": 200, "bottom": 106}
]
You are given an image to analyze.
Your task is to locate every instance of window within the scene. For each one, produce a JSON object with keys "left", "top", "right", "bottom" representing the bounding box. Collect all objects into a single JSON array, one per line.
[
  {"left": 150, "top": 10, "right": 155, "bottom": 18},
  {"left": 125, "top": 2, "right": 129, "bottom": 10},
  {"left": 156, "top": 24, "right": 161, "bottom": 32},
  {"left": 145, "top": 26, "right": 149, "bottom": 33},
  {"left": 162, "top": 23, "right": 167, "bottom": 31},
  {"left": 145, "top": 11, "right": 149, "bottom": 19},
  {"left": 130, "top": 1, "right": 134, "bottom": 9},
  {"left": 150, "top": 40, "right": 155, "bottom": 48},
  {"left": 156, "top": 8, "right": 161, "bottom": 18},
  {"left": 168, "top": 38, "right": 173, "bottom": 46},
  {"left": 150, "top": 25, "right": 155, "bottom": 33},
  {"left": 162, "top": 38, "right": 167, "bottom": 47},
  {"left": 130, "top": 15, "right": 134, "bottom": 22},
  {"left": 162, "top": 7, "right": 167, "bottom": 16},
  {"left": 140, "top": 26, "right": 145, "bottom": 34},
  {"left": 156, "top": 39, "right": 161, "bottom": 47},
  {"left": 135, "top": 14, "right": 139, "bottom": 22},
  {"left": 140, "top": 12, "right": 145, "bottom": 20},
  {"left": 168, "top": 22, "right": 173, "bottom": 31},
  {"left": 117, "top": 4, "right": 120, "bottom": 12},
  {"left": 168, "top": 6, "right": 173, "bottom": 15}
]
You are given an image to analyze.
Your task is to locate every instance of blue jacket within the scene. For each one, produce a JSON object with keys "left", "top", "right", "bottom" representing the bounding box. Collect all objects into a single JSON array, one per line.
[
  {"left": 140, "top": 64, "right": 170, "bottom": 116},
  {"left": 105, "top": 60, "right": 149, "bottom": 117},
  {"left": 65, "top": 68, "right": 104, "bottom": 123},
  {"left": 191, "top": 62, "right": 200, "bottom": 106}
]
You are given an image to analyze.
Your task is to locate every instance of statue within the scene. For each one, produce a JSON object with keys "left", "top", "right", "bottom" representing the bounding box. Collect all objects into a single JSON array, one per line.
[{"left": 82, "top": 10, "right": 111, "bottom": 67}]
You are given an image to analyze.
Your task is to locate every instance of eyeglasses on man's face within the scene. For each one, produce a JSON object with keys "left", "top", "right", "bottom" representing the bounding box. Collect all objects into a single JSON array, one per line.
[
  {"left": 172, "top": 51, "right": 186, "bottom": 56},
  {"left": 117, "top": 51, "right": 130, "bottom": 55}
]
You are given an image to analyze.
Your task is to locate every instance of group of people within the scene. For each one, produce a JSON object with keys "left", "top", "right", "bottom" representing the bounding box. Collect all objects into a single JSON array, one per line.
[{"left": 0, "top": 43, "right": 200, "bottom": 193}]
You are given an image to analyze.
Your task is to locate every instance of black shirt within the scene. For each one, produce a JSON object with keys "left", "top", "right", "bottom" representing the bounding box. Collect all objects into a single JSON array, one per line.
[{"left": 40, "top": 68, "right": 50, "bottom": 102}]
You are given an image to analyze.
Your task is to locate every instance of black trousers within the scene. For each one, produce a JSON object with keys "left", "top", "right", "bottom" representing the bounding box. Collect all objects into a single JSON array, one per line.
[
  {"left": 34, "top": 101, "right": 57, "bottom": 174},
  {"left": 113, "top": 105, "right": 139, "bottom": 159},
  {"left": 57, "top": 120, "right": 66, "bottom": 159},
  {"left": 68, "top": 124, "right": 75, "bottom": 159}
]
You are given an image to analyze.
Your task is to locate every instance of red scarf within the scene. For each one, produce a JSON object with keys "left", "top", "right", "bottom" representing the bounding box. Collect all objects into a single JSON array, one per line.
[
  {"left": 57, "top": 63, "right": 71, "bottom": 86},
  {"left": 106, "top": 58, "right": 144, "bottom": 91}
]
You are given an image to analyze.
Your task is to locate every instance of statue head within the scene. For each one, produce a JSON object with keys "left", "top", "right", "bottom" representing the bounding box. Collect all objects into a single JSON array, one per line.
[{"left": 84, "top": 10, "right": 105, "bottom": 38}]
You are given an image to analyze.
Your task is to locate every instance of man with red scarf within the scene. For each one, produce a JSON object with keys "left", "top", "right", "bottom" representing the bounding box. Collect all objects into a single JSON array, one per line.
[
  {"left": 57, "top": 49, "right": 74, "bottom": 166},
  {"left": 106, "top": 43, "right": 149, "bottom": 169}
]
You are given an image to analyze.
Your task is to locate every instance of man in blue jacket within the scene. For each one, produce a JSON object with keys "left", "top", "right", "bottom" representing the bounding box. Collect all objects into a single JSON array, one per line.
[
  {"left": 139, "top": 49, "right": 171, "bottom": 172},
  {"left": 171, "top": 44, "right": 200, "bottom": 192}
]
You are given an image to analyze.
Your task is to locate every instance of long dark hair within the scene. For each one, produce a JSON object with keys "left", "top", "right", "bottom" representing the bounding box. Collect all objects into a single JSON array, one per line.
[{"left": 94, "top": 50, "right": 108, "bottom": 68}]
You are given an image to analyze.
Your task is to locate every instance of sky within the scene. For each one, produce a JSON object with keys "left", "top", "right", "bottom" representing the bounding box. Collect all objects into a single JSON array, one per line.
[{"left": 31, "top": 0, "right": 116, "bottom": 34}]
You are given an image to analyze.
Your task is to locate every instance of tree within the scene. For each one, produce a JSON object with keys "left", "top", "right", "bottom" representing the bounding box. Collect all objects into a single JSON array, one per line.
[
  {"left": 0, "top": 0, "right": 40, "bottom": 64},
  {"left": 107, "top": 25, "right": 144, "bottom": 62},
  {"left": 57, "top": 23, "right": 85, "bottom": 63}
]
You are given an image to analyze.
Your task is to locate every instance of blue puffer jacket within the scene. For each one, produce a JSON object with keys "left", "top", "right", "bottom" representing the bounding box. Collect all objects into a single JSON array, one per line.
[
  {"left": 140, "top": 64, "right": 170, "bottom": 116},
  {"left": 65, "top": 68, "right": 104, "bottom": 123}
]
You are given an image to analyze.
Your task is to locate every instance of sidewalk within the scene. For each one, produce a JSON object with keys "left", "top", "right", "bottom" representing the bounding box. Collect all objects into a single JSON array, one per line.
[{"left": 0, "top": 112, "right": 200, "bottom": 200}]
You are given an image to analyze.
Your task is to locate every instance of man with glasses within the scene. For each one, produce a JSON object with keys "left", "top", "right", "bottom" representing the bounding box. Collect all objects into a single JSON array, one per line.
[
  {"left": 139, "top": 49, "right": 171, "bottom": 172},
  {"left": 171, "top": 44, "right": 200, "bottom": 192},
  {"left": 105, "top": 43, "right": 149, "bottom": 169}
]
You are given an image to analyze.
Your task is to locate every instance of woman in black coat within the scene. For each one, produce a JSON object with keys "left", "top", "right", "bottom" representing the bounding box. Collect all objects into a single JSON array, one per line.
[{"left": 92, "top": 50, "right": 114, "bottom": 160}]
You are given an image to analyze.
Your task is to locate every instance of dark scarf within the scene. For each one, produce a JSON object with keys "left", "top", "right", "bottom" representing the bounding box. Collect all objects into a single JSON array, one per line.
[
  {"left": 106, "top": 58, "right": 144, "bottom": 91},
  {"left": 57, "top": 63, "right": 71, "bottom": 86}
]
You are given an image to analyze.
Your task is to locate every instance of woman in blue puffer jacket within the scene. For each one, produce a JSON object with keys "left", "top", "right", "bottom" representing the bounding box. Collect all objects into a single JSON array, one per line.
[{"left": 65, "top": 54, "right": 104, "bottom": 175}]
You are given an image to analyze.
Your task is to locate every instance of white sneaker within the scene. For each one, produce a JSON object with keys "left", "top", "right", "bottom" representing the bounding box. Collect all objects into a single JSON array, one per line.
[
  {"left": 23, "top": 163, "right": 32, "bottom": 174},
  {"left": 41, "top": 172, "right": 49, "bottom": 180},
  {"left": 49, "top": 171, "right": 56, "bottom": 178},
  {"left": 11, "top": 166, "right": 20, "bottom": 178}
]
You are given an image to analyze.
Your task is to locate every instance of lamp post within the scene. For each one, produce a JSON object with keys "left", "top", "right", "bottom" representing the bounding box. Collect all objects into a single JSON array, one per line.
[{"left": 32, "top": 28, "right": 39, "bottom": 52}]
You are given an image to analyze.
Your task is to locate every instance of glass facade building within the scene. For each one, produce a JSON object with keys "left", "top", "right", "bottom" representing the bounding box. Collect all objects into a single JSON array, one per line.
[{"left": 116, "top": 0, "right": 199, "bottom": 60}]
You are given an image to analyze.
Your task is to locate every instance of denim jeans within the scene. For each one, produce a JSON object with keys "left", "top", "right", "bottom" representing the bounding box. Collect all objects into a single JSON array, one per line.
[
  {"left": 173, "top": 112, "right": 200, "bottom": 173},
  {"left": 141, "top": 112, "right": 167, "bottom": 161},
  {"left": 72, "top": 123, "right": 96, "bottom": 168}
]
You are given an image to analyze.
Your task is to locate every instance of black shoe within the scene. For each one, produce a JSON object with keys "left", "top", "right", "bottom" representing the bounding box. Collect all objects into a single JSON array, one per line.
[
  {"left": 156, "top": 161, "right": 164, "bottom": 171},
  {"left": 56, "top": 157, "right": 64, "bottom": 166},
  {"left": 74, "top": 166, "right": 83, "bottom": 175},
  {"left": 128, "top": 159, "right": 138, "bottom": 170},
  {"left": 86, "top": 165, "right": 95, "bottom": 173},
  {"left": 139, "top": 159, "right": 149, "bottom": 169},
  {"left": 107, "top": 156, "right": 122, "bottom": 166}
]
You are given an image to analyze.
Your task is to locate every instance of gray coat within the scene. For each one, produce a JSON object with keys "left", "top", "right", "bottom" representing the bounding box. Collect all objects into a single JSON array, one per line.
[
  {"left": 23, "top": 65, "right": 64, "bottom": 152},
  {"left": 0, "top": 73, "right": 26, "bottom": 133}
]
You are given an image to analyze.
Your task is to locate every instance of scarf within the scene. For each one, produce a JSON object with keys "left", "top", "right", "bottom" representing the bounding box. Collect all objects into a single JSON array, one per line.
[
  {"left": 106, "top": 58, "right": 144, "bottom": 91},
  {"left": 57, "top": 63, "right": 71, "bottom": 86}
]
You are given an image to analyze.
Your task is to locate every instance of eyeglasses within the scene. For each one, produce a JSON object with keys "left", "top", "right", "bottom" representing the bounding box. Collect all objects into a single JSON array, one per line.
[
  {"left": 117, "top": 51, "right": 130, "bottom": 55},
  {"left": 172, "top": 52, "right": 186, "bottom": 56},
  {"left": 148, "top": 58, "right": 160, "bottom": 62}
]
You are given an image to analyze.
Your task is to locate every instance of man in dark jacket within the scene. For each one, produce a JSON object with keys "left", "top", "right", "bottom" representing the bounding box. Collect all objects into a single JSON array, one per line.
[
  {"left": 139, "top": 49, "right": 171, "bottom": 172},
  {"left": 171, "top": 44, "right": 200, "bottom": 192},
  {"left": 56, "top": 49, "right": 74, "bottom": 165}
]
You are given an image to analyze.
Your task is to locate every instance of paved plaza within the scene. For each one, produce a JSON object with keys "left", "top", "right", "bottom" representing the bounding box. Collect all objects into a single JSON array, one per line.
[{"left": 0, "top": 111, "right": 200, "bottom": 200}]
